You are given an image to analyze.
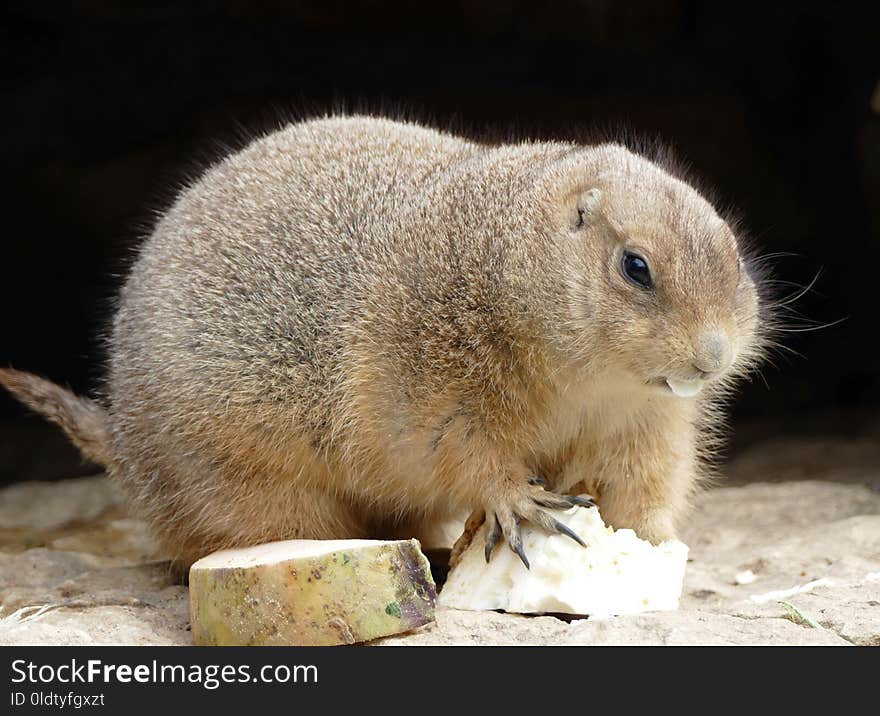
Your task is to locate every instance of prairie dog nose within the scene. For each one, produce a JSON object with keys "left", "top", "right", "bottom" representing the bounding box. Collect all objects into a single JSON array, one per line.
[{"left": 692, "top": 329, "right": 730, "bottom": 376}]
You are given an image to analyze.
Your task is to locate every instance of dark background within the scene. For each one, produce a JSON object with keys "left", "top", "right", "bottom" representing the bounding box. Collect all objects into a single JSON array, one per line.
[{"left": 1, "top": 1, "right": 878, "bottom": 485}]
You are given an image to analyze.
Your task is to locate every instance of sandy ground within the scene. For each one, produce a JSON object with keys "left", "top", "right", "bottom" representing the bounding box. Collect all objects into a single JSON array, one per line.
[{"left": 0, "top": 436, "right": 878, "bottom": 645}]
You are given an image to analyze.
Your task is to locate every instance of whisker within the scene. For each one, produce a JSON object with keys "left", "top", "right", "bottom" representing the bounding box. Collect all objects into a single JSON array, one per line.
[
  {"left": 773, "top": 268, "right": 823, "bottom": 308},
  {"left": 762, "top": 340, "right": 803, "bottom": 359},
  {"left": 753, "top": 366, "right": 771, "bottom": 389},
  {"left": 751, "top": 251, "right": 800, "bottom": 263},
  {"left": 761, "top": 279, "right": 825, "bottom": 294},
  {"left": 772, "top": 316, "right": 848, "bottom": 333}
]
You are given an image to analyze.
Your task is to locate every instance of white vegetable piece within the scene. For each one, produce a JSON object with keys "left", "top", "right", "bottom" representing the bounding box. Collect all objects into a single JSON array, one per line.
[
  {"left": 665, "top": 377, "right": 703, "bottom": 397},
  {"left": 189, "top": 538, "right": 436, "bottom": 645},
  {"left": 439, "top": 506, "right": 688, "bottom": 618}
]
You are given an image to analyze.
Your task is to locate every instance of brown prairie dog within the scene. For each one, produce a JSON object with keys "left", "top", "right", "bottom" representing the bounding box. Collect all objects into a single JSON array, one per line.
[{"left": 0, "top": 115, "right": 767, "bottom": 569}]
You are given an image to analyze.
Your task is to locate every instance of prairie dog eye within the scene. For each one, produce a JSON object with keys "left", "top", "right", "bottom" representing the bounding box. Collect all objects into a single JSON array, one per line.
[{"left": 621, "top": 250, "right": 653, "bottom": 289}]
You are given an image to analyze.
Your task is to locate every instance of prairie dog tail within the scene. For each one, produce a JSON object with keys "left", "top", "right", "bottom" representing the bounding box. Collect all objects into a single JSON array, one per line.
[{"left": 0, "top": 368, "right": 113, "bottom": 466}]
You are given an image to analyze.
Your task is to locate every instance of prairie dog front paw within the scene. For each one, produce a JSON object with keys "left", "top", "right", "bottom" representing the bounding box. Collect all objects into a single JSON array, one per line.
[{"left": 480, "top": 476, "right": 595, "bottom": 569}]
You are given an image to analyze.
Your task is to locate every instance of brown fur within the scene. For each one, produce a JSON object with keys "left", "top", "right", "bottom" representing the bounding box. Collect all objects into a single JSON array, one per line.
[
  {"left": 0, "top": 368, "right": 111, "bottom": 465},
  {"left": 0, "top": 115, "right": 766, "bottom": 567}
]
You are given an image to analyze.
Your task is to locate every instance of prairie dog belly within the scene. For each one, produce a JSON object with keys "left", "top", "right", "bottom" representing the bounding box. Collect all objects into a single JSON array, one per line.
[{"left": 531, "top": 370, "right": 696, "bottom": 498}]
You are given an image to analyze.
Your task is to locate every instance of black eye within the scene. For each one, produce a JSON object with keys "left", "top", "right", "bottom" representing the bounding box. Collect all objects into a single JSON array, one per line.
[{"left": 621, "top": 251, "right": 653, "bottom": 289}]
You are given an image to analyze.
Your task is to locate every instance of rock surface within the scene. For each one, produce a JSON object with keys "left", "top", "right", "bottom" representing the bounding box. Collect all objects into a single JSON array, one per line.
[{"left": 1, "top": 449, "right": 878, "bottom": 645}]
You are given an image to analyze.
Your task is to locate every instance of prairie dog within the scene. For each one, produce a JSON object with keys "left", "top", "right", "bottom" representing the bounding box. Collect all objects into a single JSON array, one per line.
[{"left": 0, "top": 115, "right": 766, "bottom": 568}]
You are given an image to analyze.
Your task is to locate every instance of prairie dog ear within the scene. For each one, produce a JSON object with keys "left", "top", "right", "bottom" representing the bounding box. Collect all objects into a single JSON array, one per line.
[
  {"left": 570, "top": 188, "right": 603, "bottom": 229},
  {"left": 537, "top": 155, "right": 603, "bottom": 228}
]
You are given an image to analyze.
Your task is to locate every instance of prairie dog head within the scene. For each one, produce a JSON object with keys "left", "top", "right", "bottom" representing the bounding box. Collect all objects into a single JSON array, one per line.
[{"left": 545, "top": 144, "right": 764, "bottom": 397}]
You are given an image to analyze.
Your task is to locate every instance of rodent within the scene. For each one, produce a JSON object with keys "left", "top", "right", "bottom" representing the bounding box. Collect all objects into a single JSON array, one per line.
[{"left": 0, "top": 115, "right": 767, "bottom": 569}]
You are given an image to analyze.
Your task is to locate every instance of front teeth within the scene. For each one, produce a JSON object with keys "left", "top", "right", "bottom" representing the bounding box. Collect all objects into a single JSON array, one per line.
[{"left": 665, "top": 377, "right": 703, "bottom": 398}]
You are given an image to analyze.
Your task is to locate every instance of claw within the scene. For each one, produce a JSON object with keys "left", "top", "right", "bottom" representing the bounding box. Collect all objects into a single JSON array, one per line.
[
  {"left": 532, "top": 492, "right": 596, "bottom": 510},
  {"left": 527, "top": 476, "right": 546, "bottom": 486},
  {"left": 531, "top": 494, "right": 566, "bottom": 509},
  {"left": 552, "top": 518, "right": 587, "bottom": 547},
  {"left": 484, "top": 515, "right": 502, "bottom": 563},
  {"left": 566, "top": 494, "right": 596, "bottom": 508},
  {"left": 509, "top": 526, "right": 530, "bottom": 570}
]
